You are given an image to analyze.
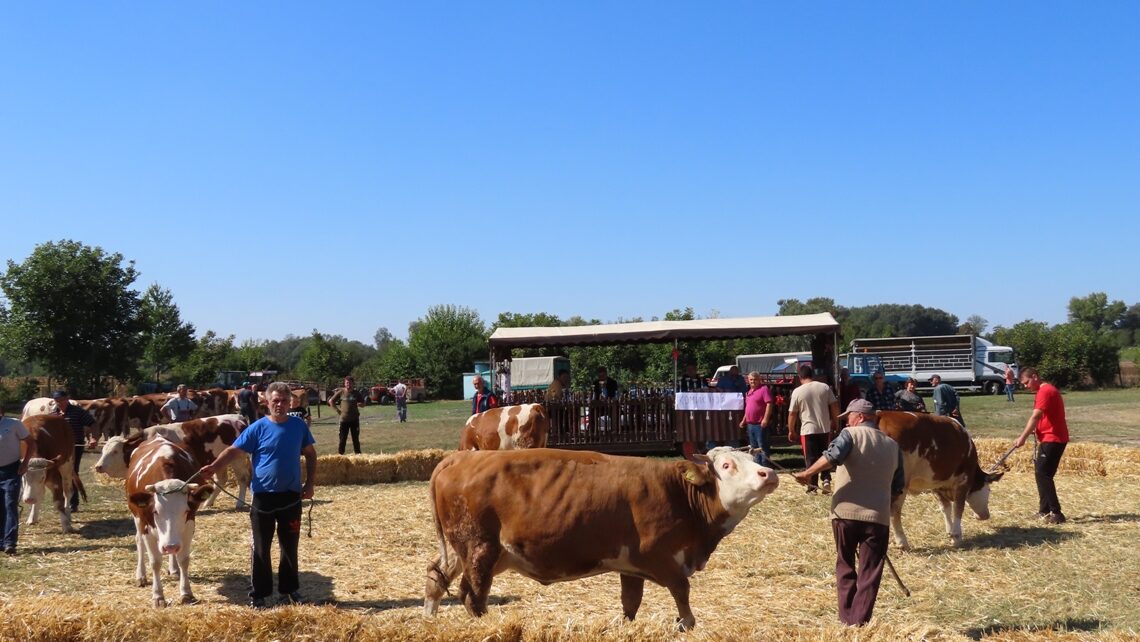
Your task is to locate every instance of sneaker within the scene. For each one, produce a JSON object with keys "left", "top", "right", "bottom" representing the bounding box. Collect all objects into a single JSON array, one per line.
[
  {"left": 278, "top": 592, "right": 305, "bottom": 606},
  {"left": 805, "top": 487, "right": 818, "bottom": 495},
  {"left": 249, "top": 597, "right": 268, "bottom": 609},
  {"left": 1044, "top": 512, "right": 1067, "bottom": 525},
  {"left": 821, "top": 480, "right": 832, "bottom": 494}
]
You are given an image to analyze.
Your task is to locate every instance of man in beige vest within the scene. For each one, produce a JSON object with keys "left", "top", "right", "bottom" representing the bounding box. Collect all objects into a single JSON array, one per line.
[{"left": 794, "top": 398, "right": 904, "bottom": 626}]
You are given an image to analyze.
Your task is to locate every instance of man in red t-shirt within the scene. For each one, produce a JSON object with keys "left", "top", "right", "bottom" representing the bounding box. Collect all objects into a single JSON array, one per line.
[{"left": 1011, "top": 367, "right": 1069, "bottom": 524}]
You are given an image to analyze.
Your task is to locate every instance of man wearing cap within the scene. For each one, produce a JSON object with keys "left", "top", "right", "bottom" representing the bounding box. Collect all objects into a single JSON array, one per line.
[
  {"left": 787, "top": 364, "right": 840, "bottom": 493},
  {"left": 929, "top": 375, "right": 964, "bottom": 426},
  {"left": 50, "top": 391, "right": 95, "bottom": 512},
  {"left": 0, "top": 405, "right": 36, "bottom": 555},
  {"left": 795, "top": 398, "right": 905, "bottom": 627}
]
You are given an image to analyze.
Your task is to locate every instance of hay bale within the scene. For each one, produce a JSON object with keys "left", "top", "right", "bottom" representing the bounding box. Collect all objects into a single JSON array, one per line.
[
  {"left": 394, "top": 448, "right": 449, "bottom": 481},
  {"left": 976, "top": 438, "right": 1139, "bottom": 478}
]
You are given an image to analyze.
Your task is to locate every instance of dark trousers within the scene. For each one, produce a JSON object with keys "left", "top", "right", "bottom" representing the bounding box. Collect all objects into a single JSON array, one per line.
[
  {"left": 833, "top": 518, "right": 889, "bottom": 626},
  {"left": 69, "top": 445, "right": 83, "bottom": 511},
  {"left": 396, "top": 398, "right": 407, "bottom": 422},
  {"left": 250, "top": 491, "right": 303, "bottom": 599},
  {"left": 337, "top": 418, "right": 361, "bottom": 454},
  {"left": 0, "top": 462, "right": 22, "bottom": 549},
  {"left": 1035, "top": 441, "right": 1067, "bottom": 515},
  {"left": 802, "top": 434, "right": 832, "bottom": 486}
]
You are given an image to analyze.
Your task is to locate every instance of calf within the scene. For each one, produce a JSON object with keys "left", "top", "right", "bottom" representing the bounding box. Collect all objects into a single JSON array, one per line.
[
  {"left": 126, "top": 436, "right": 214, "bottom": 607},
  {"left": 458, "top": 403, "right": 549, "bottom": 450},
  {"left": 20, "top": 415, "right": 86, "bottom": 534},
  {"left": 94, "top": 414, "right": 250, "bottom": 509},
  {"left": 877, "top": 411, "right": 1005, "bottom": 549},
  {"left": 424, "top": 447, "right": 779, "bottom": 630}
]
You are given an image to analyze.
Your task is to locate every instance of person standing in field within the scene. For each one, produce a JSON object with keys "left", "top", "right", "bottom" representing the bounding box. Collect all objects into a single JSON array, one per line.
[
  {"left": 328, "top": 376, "right": 365, "bottom": 455},
  {"left": 839, "top": 367, "right": 863, "bottom": 409},
  {"left": 161, "top": 384, "right": 198, "bottom": 423},
  {"left": 544, "top": 370, "right": 570, "bottom": 403},
  {"left": 893, "top": 377, "right": 927, "bottom": 412},
  {"left": 787, "top": 365, "right": 840, "bottom": 494},
  {"left": 50, "top": 390, "right": 94, "bottom": 512},
  {"left": 1011, "top": 367, "right": 1069, "bottom": 524},
  {"left": 794, "top": 398, "right": 905, "bottom": 626},
  {"left": 471, "top": 375, "right": 499, "bottom": 414},
  {"left": 863, "top": 371, "right": 897, "bottom": 412},
  {"left": 740, "top": 371, "right": 775, "bottom": 466},
  {"left": 200, "top": 381, "right": 317, "bottom": 608},
  {"left": 1004, "top": 365, "right": 1017, "bottom": 402},
  {"left": 929, "top": 374, "right": 965, "bottom": 426},
  {"left": 237, "top": 382, "right": 259, "bottom": 424},
  {"left": 0, "top": 406, "right": 36, "bottom": 555},
  {"left": 391, "top": 380, "right": 409, "bottom": 423}
]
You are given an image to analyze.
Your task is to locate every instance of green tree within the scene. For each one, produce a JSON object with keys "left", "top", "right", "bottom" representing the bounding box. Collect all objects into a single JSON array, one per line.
[
  {"left": 296, "top": 331, "right": 352, "bottom": 387},
  {"left": 0, "top": 240, "right": 143, "bottom": 395},
  {"left": 170, "top": 331, "right": 239, "bottom": 386},
  {"left": 233, "top": 339, "right": 279, "bottom": 372},
  {"left": 958, "top": 314, "right": 988, "bottom": 336},
  {"left": 1067, "top": 292, "right": 1126, "bottom": 332},
  {"left": 991, "top": 321, "right": 1051, "bottom": 371},
  {"left": 408, "top": 305, "right": 487, "bottom": 399},
  {"left": 138, "top": 283, "right": 196, "bottom": 386}
]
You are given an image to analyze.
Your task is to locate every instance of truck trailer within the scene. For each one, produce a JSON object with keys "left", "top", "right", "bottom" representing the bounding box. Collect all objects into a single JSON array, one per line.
[{"left": 848, "top": 335, "right": 1017, "bottom": 394}]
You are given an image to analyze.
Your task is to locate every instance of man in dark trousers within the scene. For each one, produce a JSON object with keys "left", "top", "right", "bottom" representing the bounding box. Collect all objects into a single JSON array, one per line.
[
  {"left": 237, "top": 382, "right": 259, "bottom": 424},
  {"left": 929, "top": 374, "right": 964, "bottom": 426},
  {"left": 795, "top": 398, "right": 904, "bottom": 627},
  {"left": 328, "top": 376, "right": 365, "bottom": 455},
  {"left": 51, "top": 391, "right": 94, "bottom": 512},
  {"left": 1012, "top": 367, "right": 1070, "bottom": 524},
  {"left": 201, "top": 381, "right": 317, "bottom": 608}
]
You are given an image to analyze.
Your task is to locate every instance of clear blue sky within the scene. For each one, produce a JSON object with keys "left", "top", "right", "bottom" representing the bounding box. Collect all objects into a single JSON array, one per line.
[{"left": 3, "top": 3, "right": 1137, "bottom": 346}]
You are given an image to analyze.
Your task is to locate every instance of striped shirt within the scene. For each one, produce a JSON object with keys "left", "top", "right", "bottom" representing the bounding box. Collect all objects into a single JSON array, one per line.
[{"left": 59, "top": 403, "right": 95, "bottom": 445}]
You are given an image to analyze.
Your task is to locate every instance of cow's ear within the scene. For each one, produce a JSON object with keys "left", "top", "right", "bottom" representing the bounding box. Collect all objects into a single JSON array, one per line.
[
  {"left": 679, "top": 461, "right": 713, "bottom": 487},
  {"left": 129, "top": 492, "right": 153, "bottom": 508},
  {"left": 190, "top": 484, "right": 215, "bottom": 503}
]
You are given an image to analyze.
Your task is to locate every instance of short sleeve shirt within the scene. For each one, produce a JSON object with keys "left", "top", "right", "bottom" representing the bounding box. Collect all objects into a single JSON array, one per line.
[
  {"left": 233, "top": 416, "right": 316, "bottom": 493},
  {"left": 744, "top": 385, "right": 774, "bottom": 424},
  {"left": 0, "top": 417, "right": 30, "bottom": 467},
  {"left": 1034, "top": 383, "right": 1069, "bottom": 443},
  {"left": 788, "top": 381, "right": 837, "bottom": 435}
]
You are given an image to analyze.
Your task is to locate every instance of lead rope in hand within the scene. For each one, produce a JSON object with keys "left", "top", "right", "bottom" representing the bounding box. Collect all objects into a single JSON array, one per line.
[{"left": 208, "top": 484, "right": 316, "bottom": 539}]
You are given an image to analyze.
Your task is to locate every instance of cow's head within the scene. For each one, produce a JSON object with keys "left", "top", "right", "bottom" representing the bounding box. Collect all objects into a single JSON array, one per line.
[
  {"left": 94, "top": 436, "right": 131, "bottom": 478},
  {"left": 690, "top": 447, "right": 779, "bottom": 516},
  {"left": 21, "top": 457, "right": 57, "bottom": 505},
  {"left": 131, "top": 480, "right": 214, "bottom": 554},
  {"left": 966, "top": 469, "right": 1006, "bottom": 520}
]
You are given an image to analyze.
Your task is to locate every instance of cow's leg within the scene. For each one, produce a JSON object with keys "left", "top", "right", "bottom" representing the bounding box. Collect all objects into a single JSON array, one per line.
[
  {"left": 202, "top": 468, "right": 224, "bottom": 509},
  {"left": 460, "top": 541, "right": 500, "bottom": 618},
  {"left": 934, "top": 490, "right": 963, "bottom": 546},
  {"left": 134, "top": 518, "right": 148, "bottom": 587},
  {"left": 664, "top": 575, "right": 695, "bottom": 631},
  {"left": 142, "top": 531, "right": 167, "bottom": 607},
  {"left": 620, "top": 574, "right": 645, "bottom": 621},
  {"left": 177, "top": 521, "right": 197, "bottom": 604},
  {"left": 890, "top": 493, "right": 910, "bottom": 551},
  {"left": 52, "top": 475, "right": 74, "bottom": 534},
  {"left": 424, "top": 547, "right": 463, "bottom": 616}
]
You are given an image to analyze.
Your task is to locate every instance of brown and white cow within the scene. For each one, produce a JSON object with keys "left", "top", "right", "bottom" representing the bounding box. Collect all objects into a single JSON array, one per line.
[
  {"left": 94, "top": 414, "right": 250, "bottom": 509},
  {"left": 424, "top": 446, "right": 779, "bottom": 630},
  {"left": 126, "top": 436, "right": 214, "bottom": 607},
  {"left": 20, "top": 415, "right": 86, "bottom": 534},
  {"left": 20, "top": 397, "right": 58, "bottom": 421},
  {"left": 877, "top": 411, "right": 1005, "bottom": 549},
  {"left": 458, "top": 403, "right": 550, "bottom": 451}
]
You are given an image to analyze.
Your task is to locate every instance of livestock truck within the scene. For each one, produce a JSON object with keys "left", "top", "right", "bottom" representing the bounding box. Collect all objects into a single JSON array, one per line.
[{"left": 848, "top": 335, "right": 1018, "bottom": 394}]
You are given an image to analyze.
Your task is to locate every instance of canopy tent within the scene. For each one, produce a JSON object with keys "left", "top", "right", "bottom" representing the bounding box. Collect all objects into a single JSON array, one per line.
[{"left": 488, "top": 313, "right": 839, "bottom": 359}]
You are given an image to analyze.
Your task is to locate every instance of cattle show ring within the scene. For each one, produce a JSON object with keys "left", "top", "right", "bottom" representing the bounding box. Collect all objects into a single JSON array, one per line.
[{"left": 3, "top": 315, "right": 1139, "bottom": 642}]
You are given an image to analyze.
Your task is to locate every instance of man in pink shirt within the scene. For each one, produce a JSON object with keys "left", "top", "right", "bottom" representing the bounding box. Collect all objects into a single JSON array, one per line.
[
  {"left": 740, "top": 371, "right": 775, "bottom": 466},
  {"left": 1012, "top": 367, "right": 1069, "bottom": 524}
]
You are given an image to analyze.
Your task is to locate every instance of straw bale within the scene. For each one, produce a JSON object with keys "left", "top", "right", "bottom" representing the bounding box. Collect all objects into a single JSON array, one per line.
[{"left": 976, "top": 438, "right": 1139, "bottom": 478}]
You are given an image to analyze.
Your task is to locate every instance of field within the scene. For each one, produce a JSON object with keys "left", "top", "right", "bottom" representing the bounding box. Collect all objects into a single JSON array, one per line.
[{"left": 1, "top": 389, "right": 1138, "bottom": 641}]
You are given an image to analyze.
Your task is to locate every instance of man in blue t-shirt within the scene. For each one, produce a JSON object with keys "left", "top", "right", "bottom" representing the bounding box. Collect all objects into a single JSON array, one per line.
[{"left": 202, "top": 381, "right": 317, "bottom": 608}]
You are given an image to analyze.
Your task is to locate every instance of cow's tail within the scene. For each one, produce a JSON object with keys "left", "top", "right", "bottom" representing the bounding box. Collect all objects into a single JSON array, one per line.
[{"left": 74, "top": 475, "right": 88, "bottom": 503}]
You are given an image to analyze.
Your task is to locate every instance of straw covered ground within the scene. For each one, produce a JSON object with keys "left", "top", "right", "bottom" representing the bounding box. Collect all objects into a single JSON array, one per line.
[{"left": 1, "top": 441, "right": 1138, "bottom": 641}]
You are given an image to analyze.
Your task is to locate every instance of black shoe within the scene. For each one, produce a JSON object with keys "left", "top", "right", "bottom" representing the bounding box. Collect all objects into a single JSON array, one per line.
[
  {"left": 249, "top": 597, "right": 268, "bottom": 609},
  {"left": 1044, "top": 512, "right": 1067, "bottom": 524},
  {"left": 1033, "top": 512, "right": 1048, "bottom": 520},
  {"left": 3, "top": 547, "right": 15, "bottom": 556}
]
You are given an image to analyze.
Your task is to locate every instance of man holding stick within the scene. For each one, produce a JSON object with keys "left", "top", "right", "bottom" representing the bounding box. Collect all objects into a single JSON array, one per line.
[
  {"left": 1011, "top": 367, "right": 1069, "bottom": 524},
  {"left": 794, "top": 398, "right": 905, "bottom": 626}
]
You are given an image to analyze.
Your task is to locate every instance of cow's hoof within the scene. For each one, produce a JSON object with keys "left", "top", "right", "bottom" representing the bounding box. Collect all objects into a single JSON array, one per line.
[
  {"left": 136, "top": 577, "right": 148, "bottom": 587},
  {"left": 675, "top": 616, "right": 696, "bottom": 632},
  {"left": 153, "top": 598, "right": 167, "bottom": 608},
  {"left": 180, "top": 594, "right": 198, "bottom": 605},
  {"left": 949, "top": 537, "right": 963, "bottom": 548},
  {"left": 423, "top": 599, "right": 440, "bottom": 616}
]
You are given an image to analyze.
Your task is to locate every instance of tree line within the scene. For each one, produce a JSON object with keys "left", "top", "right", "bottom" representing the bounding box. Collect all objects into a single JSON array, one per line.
[{"left": 1, "top": 240, "right": 1136, "bottom": 400}]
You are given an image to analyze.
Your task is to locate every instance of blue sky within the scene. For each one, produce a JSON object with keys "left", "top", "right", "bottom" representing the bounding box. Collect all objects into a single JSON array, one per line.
[{"left": 2, "top": 3, "right": 1137, "bottom": 345}]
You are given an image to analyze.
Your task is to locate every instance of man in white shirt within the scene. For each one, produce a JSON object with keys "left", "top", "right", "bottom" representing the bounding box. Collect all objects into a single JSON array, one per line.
[
  {"left": 0, "top": 407, "right": 36, "bottom": 555},
  {"left": 787, "top": 364, "right": 840, "bottom": 493}
]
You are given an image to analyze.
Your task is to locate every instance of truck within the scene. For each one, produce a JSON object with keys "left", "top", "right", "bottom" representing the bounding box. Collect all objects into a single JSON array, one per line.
[
  {"left": 840, "top": 353, "right": 909, "bottom": 390},
  {"left": 848, "top": 335, "right": 1018, "bottom": 394}
]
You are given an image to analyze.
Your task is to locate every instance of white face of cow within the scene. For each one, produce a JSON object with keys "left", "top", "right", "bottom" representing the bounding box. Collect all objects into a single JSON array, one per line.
[
  {"left": 705, "top": 447, "right": 780, "bottom": 516},
  {"left": 21, "top": 458, "right": 53, "bottom": 505},
  {"left": 141, "top": 480, "right": 199, "bottom": 555},
  {"left": 94, "top": 437, "right": 130, "bottom": 478},
  {"left": 966, "top": 484, "right": 993, "bottom": 520}
]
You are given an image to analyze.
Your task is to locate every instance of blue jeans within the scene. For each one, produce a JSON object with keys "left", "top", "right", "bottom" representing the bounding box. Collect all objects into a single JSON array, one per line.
[
  {"left": 396, "top": 398, "right": 408, "bottom": 422},
  {"left": 0, "top": 462, "right": 22, "bottom": 549},
  {"left": 747, "top": 423, "right": 771, "bottom": 466},
  {"left": 1005, "top": 384, "right": 1016, "bottom": 402}
]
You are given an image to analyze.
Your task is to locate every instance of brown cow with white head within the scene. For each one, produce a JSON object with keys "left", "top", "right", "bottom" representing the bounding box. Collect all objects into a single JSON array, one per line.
[
  {"left": 458, "top": 403, "right": 549, "bottom": 450},
  {"left": 877, "top": 410, "right": 1005, "bottom": 549},
  {"left": 126, "top": 436, "right": 214, "bottom": 607},
  {"left": 424, "top": 446, "right": 779, "bottom": 630},
  {"left": 20, "top": 415, "right": 86, "bottom": 534}
]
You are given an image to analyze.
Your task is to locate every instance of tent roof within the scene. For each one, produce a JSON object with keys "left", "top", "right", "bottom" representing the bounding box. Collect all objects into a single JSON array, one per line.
[{"left": 489, "top": 313, "right": 839, "bottom": 355}]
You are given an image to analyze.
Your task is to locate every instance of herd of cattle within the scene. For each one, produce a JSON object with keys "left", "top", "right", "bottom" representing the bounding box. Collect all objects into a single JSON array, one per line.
[{"left": 14, "top": 397, "right": 1006, "bottom": 626}]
